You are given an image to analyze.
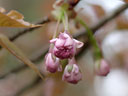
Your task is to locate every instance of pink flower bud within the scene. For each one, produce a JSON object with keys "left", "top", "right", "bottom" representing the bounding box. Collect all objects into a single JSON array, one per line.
[
  {"left": 62, "top": 63, "right": 82, "bottom": 84},
  {"left": 45, "top": 53, "right": 61, "bottom": 73},
  {"left": 95, "top": 59, "right": 110, "bottom": 76},
  {"left": 50, "top": 32, "right": 84, "bottom": 59}
]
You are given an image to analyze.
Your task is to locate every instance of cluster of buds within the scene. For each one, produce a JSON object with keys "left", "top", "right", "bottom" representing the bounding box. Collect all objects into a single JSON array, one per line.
[
  {"left": 45, "top": 31, "right": 84, "bottom": 84},
  {"left": 45, "top": 0, "right": 110, "bottom": 85}
]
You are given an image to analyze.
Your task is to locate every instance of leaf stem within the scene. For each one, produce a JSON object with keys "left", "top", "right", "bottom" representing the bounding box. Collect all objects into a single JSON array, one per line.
[
  {"left": 49, "top": 15, "right": 61, "bottom": 52},
  {"left": 53, "top": 16, "right": 61, "bottom": 39},
  {"left": 62, "top": 10, "right": 69, "bottom": 31},
  {"left": 77, "top": 18, "right": 102, "bottom": 60}
]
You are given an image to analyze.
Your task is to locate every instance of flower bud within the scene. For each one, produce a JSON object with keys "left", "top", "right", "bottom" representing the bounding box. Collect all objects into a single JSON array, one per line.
[
  {"left": 95, "top": 59, "right": 110, "bottom": 76},
  {"left": 45, "top": 53, "right": 61, "bottom": 73},
  {"left": 62, "top": 63, "right": 82, "bottom": 84},
  {"left": 50, "top": 31, "right": 84, "bottom": 59}
]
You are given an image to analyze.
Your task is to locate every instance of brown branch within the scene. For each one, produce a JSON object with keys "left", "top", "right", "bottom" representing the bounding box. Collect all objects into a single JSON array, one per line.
[
  {"left": 0, "top": 48, "right": 48, "bottom": 79},
  {"left": 75, "top": 3, "right": 128, "bottom": 38},
  {"left": 92, "top": 3, "right": 128, "bottom": 32},
  {"left": 10, "top": 17, "right": 50, "bottom": 41}
]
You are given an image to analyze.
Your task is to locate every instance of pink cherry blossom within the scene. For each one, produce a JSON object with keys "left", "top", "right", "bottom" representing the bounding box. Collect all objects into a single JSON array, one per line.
[
  {"left": 95, "top": 59, "right": 110, "bottom": 76},
  {"left": 50, "top": 31, "right": 84, "bottom": 59},
  {"left": 62, "top": 62, "right": 82, "bottom": 84},
  {"left": 45, "top": 53, "right": 61, "bottom": 73}
]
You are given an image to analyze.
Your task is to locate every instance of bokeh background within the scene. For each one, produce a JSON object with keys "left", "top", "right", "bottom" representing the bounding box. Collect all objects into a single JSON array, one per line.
[{"left": 0, "top": 0, "right": 128, "bottom": 96}]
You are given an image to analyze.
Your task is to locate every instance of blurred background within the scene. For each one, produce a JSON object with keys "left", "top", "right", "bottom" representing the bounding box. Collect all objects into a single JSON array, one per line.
[{"left": 0, "top": 0, "right": 128, "bottom": 96}]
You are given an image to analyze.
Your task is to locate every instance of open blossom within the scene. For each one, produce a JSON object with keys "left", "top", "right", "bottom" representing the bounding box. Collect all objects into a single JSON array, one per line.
[
  {"left": 62, "top": 62, "right": 82, "bottom": 84},
  {"left": 95, "top": 59, "right": 110, "bottom": 76},
  {"left": 45, "top": 53, "right": 61, "bottom": 73},
  {"left": 50, "top": 31, "right": 84, "bottom": 59}
]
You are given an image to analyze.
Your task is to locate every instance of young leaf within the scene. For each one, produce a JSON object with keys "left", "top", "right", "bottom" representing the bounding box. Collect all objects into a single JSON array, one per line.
[
  {"left": 0, "top": 7, "right": 41, "bottom": 27},
  {"left": 0, "top": 34, "right": 44, "bottom": 80}
]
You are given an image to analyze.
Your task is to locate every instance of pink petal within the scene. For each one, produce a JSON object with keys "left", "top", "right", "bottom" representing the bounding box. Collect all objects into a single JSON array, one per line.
[
  {"left": 74, "top": 39, "right": 84, "bottom": 48},
  {"left": 50, "top": 38, "right": 57, "bottom": 44},
  {"left": 73, "top": 64, "right": 79, "bottom": 74},
  {"left": 55, "top": 39, "right": 65, "bottom": 47},
  {"left": 64, "top": 37, "right": 74, "bottom": 46},
  {"left": 45, "top": 53, "right": 54, "bottom": 65}
]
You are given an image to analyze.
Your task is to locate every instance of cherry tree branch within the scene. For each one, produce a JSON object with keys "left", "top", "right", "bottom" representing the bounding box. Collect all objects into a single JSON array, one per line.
[
  {"left": 10, "top": 17, "right": 50, "bottom": 41},
  {"left": 75, "top": 3, "right": 128, "bottom": 38}
]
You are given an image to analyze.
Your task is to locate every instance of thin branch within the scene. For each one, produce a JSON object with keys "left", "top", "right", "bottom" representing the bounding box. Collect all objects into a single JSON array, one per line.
[
  {"left": 0, "top": 48, "right": 48, "bottom": 79},
  {"left": 75, "top": 3, "right": 128, "bottom": 38},
  {"left": 10, "top": 17, "right": 50, "bottom": 41},
  {"left": 93, "top": 3, "right": 128, "bottom": 32}
]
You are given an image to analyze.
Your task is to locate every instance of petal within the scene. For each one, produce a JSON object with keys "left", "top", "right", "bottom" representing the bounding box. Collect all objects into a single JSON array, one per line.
[
  {"left": 62, "top": 63, "right": 82, "bottom": 84},
  {"left": 46, "top": 53, "right": 55, "bottom": 67},
  {"left": 74, "top": 72, "right": 82, "bottom": 81},
  {"left": 50, "top": 38, "right": 57, "bottom": 44},
  {"left": 53, "top": 46, "right": 58, "bottom": 52},
  {"left": 74, "top": 39, "right": 84, "bottom": 48},
  {"left": 73, "top": 64, "right": 79, "bottom": 74},
  {"left": 64, "top": 37, "right": 74, "bottom": 47},
  {"left": 95, "top": 59, "right": 110, "bottom": 76},
  {"left": 55, "top": 39, "right": 65, "bottom": 47},
  {"left": 45, "top": 53, "right": 60, "bottom": 73},
  {"left": 63, "top": 33, "right": 70, "bottom": 38},
  {"left": 100, "top": 59, "right": 110, "bottom": 76},
  {"left": 59, "top": 32, "right": 70, "bottom": 39}
]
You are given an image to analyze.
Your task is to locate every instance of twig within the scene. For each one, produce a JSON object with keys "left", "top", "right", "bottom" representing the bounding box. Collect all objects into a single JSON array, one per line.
[
  {"left": 0, "top": 48, "right": 48, "bottom": 79},
  {"left": 10, "top": 17, "right": 50, "bottom": 41},
  {"left": 74, "top": 3, "right": 128, "bottom": 38}
]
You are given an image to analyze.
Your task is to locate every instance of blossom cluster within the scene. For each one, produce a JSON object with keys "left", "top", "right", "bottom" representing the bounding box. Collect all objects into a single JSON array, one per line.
[{"left": 45, "top": 30, "right": 84, "bottom": 84}]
